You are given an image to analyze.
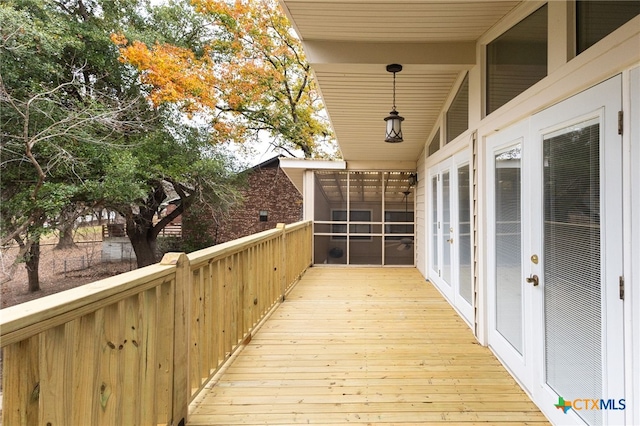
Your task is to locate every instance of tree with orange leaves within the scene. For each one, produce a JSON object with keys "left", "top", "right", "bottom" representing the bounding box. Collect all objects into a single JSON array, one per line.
[{"left": 114, "top": 0, "right": 336, "bottom": 159}]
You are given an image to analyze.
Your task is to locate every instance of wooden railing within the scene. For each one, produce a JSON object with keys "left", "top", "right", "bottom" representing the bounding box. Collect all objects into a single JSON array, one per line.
[{"left": 0, "top": 221, "right": 312, "bottom": 426}]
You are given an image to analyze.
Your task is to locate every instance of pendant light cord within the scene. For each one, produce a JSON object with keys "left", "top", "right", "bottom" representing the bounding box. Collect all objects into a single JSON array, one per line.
[{"left": 392, "top": 71, "right": 397, "bottom": 111}]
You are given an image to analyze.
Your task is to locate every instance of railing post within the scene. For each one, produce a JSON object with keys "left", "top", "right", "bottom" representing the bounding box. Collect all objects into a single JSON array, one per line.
[
  {"left": 276, "top": 223, "right": 286, "bottom": 301},
  {"left": 160, "top": 252, "right": 190, "bottom": 426}
]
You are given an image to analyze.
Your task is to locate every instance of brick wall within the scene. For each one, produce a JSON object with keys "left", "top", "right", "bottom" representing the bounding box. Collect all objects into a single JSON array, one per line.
[{"left": 183, "top": 161, "right": 303, "bottom": 246}]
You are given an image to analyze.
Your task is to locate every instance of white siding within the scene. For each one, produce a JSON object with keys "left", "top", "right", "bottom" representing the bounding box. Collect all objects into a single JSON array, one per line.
[{"left": 415, "top": 147, "right": 427, "bottom": 275}]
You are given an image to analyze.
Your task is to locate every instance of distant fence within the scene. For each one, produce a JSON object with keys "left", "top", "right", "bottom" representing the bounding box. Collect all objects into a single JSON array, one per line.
[
  {"left": 159, "top": 224, "right": 182, "bottom": 238},
  {"left": 102, "top": 224, "right": 182, "bottom": 239},
  {"left": 61, "top": 256, "right": 91, "bottom": 275},
  {"left": 1, "top": 221, "right": 312, "bottom": 426},
  {"left": 38, "top": 242, "right": 136, "bottom": 276},
  {"left": 100, "top": 224, "right": 181, "bottom": 264},
  {"left": 102, "top": 223, "right": 126, "bottom": 238}
]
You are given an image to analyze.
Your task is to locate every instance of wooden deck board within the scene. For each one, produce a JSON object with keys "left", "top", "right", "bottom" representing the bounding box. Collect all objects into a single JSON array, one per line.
[{"left": 187, "top": 267, "right": 549, "bottom": 425}]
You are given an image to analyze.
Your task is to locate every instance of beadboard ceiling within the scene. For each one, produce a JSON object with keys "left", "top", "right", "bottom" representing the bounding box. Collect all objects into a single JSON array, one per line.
[{"left": 279, "top": 0, "right": 522, "bottom": 162}]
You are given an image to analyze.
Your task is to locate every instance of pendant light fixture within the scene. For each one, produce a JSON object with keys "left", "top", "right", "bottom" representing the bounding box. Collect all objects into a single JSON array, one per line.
[{"left": 384, "top": 63, "right": 404, "bottom": 143}]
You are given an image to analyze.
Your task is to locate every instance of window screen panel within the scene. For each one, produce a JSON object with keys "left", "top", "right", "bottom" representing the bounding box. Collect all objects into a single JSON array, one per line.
[
  {"left": 385, "top": 211, "right": 415, "bottom": 238},
  {"left": 544, "top": 119, "right": 602, "bottom": 426},
  {"left": 314, "top": 171, "right": 347, "bottom": 221},
  {"left": 350, "top": 236, "right": 381, "bottom": 265},
  {"left": 315, "top": 235, "right": 346, "bottom": 264},
  {"left": 332, "top": 210, "right": 372, "bottom": 240}
]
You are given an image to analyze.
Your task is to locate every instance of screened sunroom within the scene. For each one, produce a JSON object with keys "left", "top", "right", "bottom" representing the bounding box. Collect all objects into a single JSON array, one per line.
[{"left": 312, "top": 171, "right": 416, "bottom": 266}]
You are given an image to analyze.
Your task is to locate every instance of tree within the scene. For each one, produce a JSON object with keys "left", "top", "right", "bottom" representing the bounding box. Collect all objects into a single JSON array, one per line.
[
  {"left": 0, "top": 0, "right": 151, "bottom": 290},
  {"left": 101, "top": 114, "right": 244, "bottom": 267},
  {"left": 0, "top": 77, "right": 145, "bottom": 289},
  {"left": 114, "top": 0, "right": 337, "bottom": 159},
  {"left": 1, "top": 0, "right": 246, "bottom": 290},
  {"left": 55, "top": 205, "right": 82, "bottom": 249},
  {"left": 101, "top": 0, "right": 246, "bottom": 267}
]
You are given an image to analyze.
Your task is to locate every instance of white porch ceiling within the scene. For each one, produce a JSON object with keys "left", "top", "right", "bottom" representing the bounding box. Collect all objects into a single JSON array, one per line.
[{"left": 279, "top": 0, "right": 522, "bottom": 162}]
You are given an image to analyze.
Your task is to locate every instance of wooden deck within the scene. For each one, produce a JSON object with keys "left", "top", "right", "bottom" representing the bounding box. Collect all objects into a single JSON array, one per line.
[{"left": 187, "top": 267, "right": 549, "bottom": 425}]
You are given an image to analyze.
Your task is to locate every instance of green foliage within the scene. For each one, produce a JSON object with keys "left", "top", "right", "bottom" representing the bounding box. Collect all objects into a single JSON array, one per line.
[
  {"left": 1, "top": 0, "right": 247, "bottom": 282},
  {"left": 136, "top": 0, "right": 213, "bottom": 53},
  {"left": 155, "top": 235, "right": 184, "bottom": 256},
  {"left": 95, "top": 151, "right": 147, "bottom": 204},
  {"left": 0, "top": 2, "right": 79, "bottom": 93},
  {"left": 37, "top": 183, "right": 80, "bottom": 217},
  {"left": 116, "top": 0, "right": 339, "bottom": 159},
  {"left": 180, "top": 203, "right": 217, "bottom": 252}
]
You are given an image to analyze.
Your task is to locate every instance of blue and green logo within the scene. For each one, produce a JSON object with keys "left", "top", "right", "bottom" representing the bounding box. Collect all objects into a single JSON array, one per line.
[
  {"left": 554, "top": 396, "right": 626, "bottom": 413},
  {"left": 555, "top": 396, "right": 572, "bottom": 413}
]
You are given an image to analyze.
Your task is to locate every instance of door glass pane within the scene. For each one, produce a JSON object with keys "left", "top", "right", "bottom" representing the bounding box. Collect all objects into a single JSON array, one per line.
[
  {"left": 442, "top": 171, "right": 452, "bottom": 285},
  {"left": 431, "top": 176, "right": 439, "bottom": 271},
  {"left": 544, "top": 119, "right": 601, "bottom": 426},
  {"left": 458, "top": 164, "right": 472, "bottom": 304},
  {"left": 495, "top": 145, "right": 523, "bottom": 354}
]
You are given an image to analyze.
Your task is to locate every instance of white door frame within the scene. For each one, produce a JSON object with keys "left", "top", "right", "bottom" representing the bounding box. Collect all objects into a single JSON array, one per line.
[
  {"left": 452, "top": 152, "right": 474, "bottom": 323},
  {"left": 486, "top": 76, "right": 625, "bottom": 425},
  {"left": 529, "top": 75, "right": 625, "bottom": 426},
  {"left": 428, "top": 150, "right": 474, "bottom": 324},
  {"left": 486, "top": 121, "right": 533, "bottom": 393},
  {"left": 429, "top": 161, "right": 454, "bottom": 301}
]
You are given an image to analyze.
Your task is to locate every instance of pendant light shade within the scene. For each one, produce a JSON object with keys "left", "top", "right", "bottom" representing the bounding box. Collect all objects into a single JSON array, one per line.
[
  {"left": 384, "top": 64, "right": 404, "bottom": 143},
  {"left": 384, "top": 110, "right": 404, "bottom": 143}
]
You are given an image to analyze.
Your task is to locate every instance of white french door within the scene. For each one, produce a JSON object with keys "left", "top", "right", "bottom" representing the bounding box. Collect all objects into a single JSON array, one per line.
[
  {"left": 487, "top": 121, "right": 532, "bottom": 391},
  {"left": 528, "top": 76, "right": 625, "bottom": 426},
  {"left": 429, "top": 151, "right": 474, "bottom": 324},
  {"left": 488, "top": 76, "right": 625, "bottom": 425}
]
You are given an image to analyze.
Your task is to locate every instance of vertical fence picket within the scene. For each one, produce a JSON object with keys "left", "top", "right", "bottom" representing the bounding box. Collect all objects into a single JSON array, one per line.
[
  {"left": 166, "top": 253, "right": 190, "bottom": 426},
  {"left": 139, "top": 287, "right": 158, "bottom": 425},
  {"left": 156, "top": 279, "right": 175, "bottom": 424},
  {"left": 189, "top": 268, "right": 201, "bottom": 393},
  {"left": 2, "top": 336, "right": 39, "bottom": 425},
  {"left": 201, "top": 262, "right": 212, "bottom": 380},
  {"left": 95, "top": 302, "right": 122, "bottom": 425},
  {"left": 122, "top": 294, "right": 141, "bottom": 425},
  {"left": 212, "top": 259, "right": 223, "bottom": 370},
  {"left": 71, "top": 314, "right": 99, "bottom": 425}
]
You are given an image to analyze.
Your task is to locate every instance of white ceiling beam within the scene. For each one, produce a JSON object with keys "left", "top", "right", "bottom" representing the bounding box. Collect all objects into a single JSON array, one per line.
[{"left": 302, "top": 41, "right": 476, "bottom": 70}]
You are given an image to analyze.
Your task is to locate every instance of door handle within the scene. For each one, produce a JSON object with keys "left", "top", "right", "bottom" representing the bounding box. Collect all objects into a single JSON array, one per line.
[
  {"left": 446, "top": 238, "right": 453, "bottom": 244},
  {"left": 526, "top": 274, "right": 539, "bottom": 286}
]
